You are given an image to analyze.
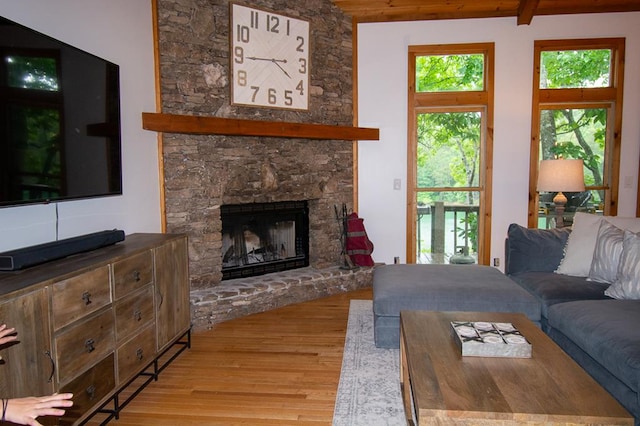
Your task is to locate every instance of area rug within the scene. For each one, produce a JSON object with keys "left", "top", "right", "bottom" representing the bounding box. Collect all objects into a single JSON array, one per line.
[{"left": 332, "top": 300, "right": 405, "bottom": 425}]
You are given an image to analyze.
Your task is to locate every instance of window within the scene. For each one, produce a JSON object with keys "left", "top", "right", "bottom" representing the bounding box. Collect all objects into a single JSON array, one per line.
[
  {"left": 529, "top": 39, "right": 625, "bottom": 228},
  {"left": 408, "top": 43, "right": 494, "bottom": 265}
]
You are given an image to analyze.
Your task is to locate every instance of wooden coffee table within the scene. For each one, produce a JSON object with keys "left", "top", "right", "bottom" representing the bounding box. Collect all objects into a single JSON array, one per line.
[{"left": 399, "top": 310, "right": 633, "bottom": 425}]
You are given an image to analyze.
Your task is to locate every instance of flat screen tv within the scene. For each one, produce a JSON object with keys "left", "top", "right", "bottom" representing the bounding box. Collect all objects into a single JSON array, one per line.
[{"left": 0, "top": 16, "right": 122, "bottom": 208}]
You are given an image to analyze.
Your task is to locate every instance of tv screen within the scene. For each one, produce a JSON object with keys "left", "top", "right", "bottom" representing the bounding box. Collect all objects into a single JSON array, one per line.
[{"left": 0, "top": 16, "right": 122, "bottom": 208}]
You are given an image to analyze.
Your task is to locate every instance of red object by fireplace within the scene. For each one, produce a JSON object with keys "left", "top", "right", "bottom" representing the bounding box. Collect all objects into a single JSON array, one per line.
[{"left": 346, "top": 212, "right": 374, "bottom": 266}]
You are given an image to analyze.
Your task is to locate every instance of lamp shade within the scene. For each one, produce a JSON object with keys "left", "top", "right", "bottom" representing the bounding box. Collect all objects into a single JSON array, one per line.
[{"left": 537, "top": 159, "right": 585, "bottom": 192}]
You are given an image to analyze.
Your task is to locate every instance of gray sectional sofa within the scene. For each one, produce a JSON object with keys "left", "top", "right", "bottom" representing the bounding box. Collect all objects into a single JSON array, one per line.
[
  {"left": 505, "top": 222, "right": 640, "bottom": 423},
  {"left": 372, "top": 215, "right": 640, "bottom": 423}
]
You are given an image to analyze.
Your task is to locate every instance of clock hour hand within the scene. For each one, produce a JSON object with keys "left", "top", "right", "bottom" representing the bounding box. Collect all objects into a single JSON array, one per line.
[{"left": 247, "top": 56, "right": 291, "bottom": 79}]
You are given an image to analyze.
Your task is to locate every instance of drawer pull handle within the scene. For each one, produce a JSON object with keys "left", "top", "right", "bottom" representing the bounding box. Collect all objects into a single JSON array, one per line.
[
  {"left": 44, "top": 350, "right": 55, "bottom": 383},
  {"left": 136, "top": 348, "right": 144, "bottom": 361},
  {"left": 82, "top": 291, "right": 92, "bottom": 305},
  {"left": 134, "top": 309, "right": 142, "bottom": 321},
  {"left": 133, "top": 270, "right": 141, "bottom": 282},
  {"left": 85, "top": 338, "right": 95, "bottom": 353},
  {"left": 86, "top": 384, "right": 96, "bottom": 400}
]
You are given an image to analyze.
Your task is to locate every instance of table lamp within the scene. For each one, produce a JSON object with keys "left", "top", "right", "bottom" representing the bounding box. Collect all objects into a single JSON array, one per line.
[{"left": 537, "top": 159, "right": 585, "bottom": 228}]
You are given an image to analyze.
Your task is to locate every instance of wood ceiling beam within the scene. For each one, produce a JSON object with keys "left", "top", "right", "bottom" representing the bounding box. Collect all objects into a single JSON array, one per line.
[
  {"left": 534, "top": 0, "right": 640, "bottom": 16},
  {"left": 332, "top": 0, "right": 520, "bottom": 23},
  {"left": 517, "top": 0, "right": 540, "bottom": 25},
  {"left": 332, "top": 0, "right": 640, "bottom": 24}
]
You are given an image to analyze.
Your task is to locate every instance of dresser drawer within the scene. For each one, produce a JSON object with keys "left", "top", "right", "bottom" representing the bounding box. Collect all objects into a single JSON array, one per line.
[
  {"left": 113, "top": 250, "right": 153, "bottom": 299},
  {"left": 114, "top": 285, "right": 155, "bottom": 343},
  {"left": 55, "top": 308, "right": 115, "bottom": 384},
  {"left": 117, "top": 323, "right": 156, "bottom": 384},
  {"left": 52, "top": 266, "right": 112, "bottom": 330},
  {"left": 58, "top": 354, "right": 115, "bottom": 425}
]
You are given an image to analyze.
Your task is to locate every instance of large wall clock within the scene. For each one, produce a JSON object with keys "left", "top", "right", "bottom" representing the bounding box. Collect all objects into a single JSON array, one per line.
[{"left": 230, "top": 3, "right": 310, "bottom": 110}]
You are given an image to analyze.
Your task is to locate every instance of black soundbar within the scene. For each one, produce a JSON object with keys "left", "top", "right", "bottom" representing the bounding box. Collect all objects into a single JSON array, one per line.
[{"left": 0, "top": 229, "right": 125, "bottom": 271}]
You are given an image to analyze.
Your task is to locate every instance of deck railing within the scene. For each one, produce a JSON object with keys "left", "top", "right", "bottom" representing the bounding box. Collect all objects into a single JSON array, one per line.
[{"left": 417, "top": 202, "right": 478, "bottom": 264}]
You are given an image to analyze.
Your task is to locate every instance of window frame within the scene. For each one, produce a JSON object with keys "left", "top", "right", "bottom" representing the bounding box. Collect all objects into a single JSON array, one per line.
[
  {"left": 528, "top": 38, "right": 625, "bottom": 227},
  {"left": 407, "top": 43, "right": 494, "bottom": 265}
]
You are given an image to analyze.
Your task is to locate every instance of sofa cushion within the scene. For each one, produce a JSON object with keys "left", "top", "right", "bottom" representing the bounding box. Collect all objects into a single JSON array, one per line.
[
  {"left": 556, "top": 213, "right": 640, "bottom": 277},
  {"left": 509, "top": 271, "right": 609, "bottom": 318},
  {"left": 505, "top": 223, "right": 571, "bottom": 275},
  {"left": 373, "top": 264, "right": 541, "bottom": 320},
  {"left": 589, "top": 220, "right": 624, "bottom": 284},
  {"left": 606, "top": 230, "right": 640, "bottom": 300},
  {"left": 547, "top": 299, "right": 640, "bottom": 394},
  {"left": 373, "top": 264, "right": 542, "bottom": 349}
]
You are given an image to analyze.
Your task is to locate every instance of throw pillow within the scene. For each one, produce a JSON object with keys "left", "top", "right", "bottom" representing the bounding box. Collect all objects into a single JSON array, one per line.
[
  {"left": 506, "top": 223, "right": 571, "bottom": 274},
  {"left": 556, "top": 212, "right": 640, "bottom": 277},
  {"left": 555, "top": 212, "right": 603, "bottom": 277},
  {"left": 605, "top": 230, "right": 640, "bottom": 299},
  {"left": 588, "top": 220, "right": 624, "bottom": 283}
]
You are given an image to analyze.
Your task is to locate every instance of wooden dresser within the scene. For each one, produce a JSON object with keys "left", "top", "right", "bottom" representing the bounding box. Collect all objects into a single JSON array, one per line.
[{"left": 0, "top": 233, "right": 191, "bottom": 425}]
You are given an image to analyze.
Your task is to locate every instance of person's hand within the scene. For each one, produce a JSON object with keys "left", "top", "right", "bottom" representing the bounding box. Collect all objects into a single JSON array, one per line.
[
  {"left": 3, "top": 393, "right": 73, "bottom": 426},
  {"left": 0, "top": 324, "right": 17, "bottom": 346}
]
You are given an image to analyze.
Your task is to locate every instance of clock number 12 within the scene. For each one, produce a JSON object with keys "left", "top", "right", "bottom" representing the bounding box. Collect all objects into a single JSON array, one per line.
[{"left": 249, "top": 10, "right": 292, "bottom": 35}]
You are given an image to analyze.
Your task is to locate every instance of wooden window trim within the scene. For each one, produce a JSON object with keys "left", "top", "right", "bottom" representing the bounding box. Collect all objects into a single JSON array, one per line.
[
  {"left": 407, "top": 43, "right": 494, "bottom": 265},
  {"left": 528, "top": 38, "right": 625, "bottom": 227}
]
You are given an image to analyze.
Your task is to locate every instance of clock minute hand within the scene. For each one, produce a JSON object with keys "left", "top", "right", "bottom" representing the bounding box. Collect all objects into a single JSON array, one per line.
[{"left": 271, "top": 59, "right": 291, "bottom": 79}]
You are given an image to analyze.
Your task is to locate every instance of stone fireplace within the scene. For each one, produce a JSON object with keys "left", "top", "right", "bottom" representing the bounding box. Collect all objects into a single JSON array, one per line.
[{"left": 155, "top": 0, "right": 373, "bottom": 330}]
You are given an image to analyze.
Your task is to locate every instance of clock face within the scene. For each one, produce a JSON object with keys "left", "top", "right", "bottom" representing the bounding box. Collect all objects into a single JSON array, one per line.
[{"left": 230, "top": 3, "right": 310, "bottom": 110}]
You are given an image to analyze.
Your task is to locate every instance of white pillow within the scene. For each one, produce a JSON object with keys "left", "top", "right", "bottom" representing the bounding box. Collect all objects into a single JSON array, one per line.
[
  {"left": 555, "top": 212, "right": 640, "bottom": 277},
  {"left": 605, "top": 230, "right": 640, "bottom": 299},
  {"left": 588, "top": 221, "right": 624, "bottom": 283}
]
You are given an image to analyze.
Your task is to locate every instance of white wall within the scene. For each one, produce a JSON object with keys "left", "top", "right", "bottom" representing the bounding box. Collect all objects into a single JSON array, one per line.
[
  {"left": 0, "top": 1, "right": 160, "bottom": 251},
  {"left": 357, "top": 12, "right": 640, "bottom": 268}
]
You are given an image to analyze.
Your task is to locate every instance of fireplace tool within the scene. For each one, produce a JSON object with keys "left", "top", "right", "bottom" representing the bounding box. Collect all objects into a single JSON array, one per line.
[{"left": 334, "top": 203, "right": 357, "bottom": 270}]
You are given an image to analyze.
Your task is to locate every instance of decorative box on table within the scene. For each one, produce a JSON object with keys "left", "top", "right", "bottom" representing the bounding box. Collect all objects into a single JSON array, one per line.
[{"left": 451, "top": 321, "right": 532, "bottom": 358}]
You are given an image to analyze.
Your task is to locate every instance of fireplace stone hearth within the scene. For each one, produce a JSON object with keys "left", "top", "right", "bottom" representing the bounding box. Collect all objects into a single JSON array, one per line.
[{"left": 190, "top": 265, "right": 373, "bottom": 331}]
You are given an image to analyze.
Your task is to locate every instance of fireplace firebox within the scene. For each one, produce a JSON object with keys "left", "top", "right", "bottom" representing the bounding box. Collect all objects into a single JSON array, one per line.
[{"left": 221, "top": 201, "right": 309, "bottom": 280}]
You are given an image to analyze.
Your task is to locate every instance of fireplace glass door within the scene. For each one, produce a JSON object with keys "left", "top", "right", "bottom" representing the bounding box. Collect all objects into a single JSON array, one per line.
[{"left": 221, "top": 201, "right": 309, "bottom": 279}]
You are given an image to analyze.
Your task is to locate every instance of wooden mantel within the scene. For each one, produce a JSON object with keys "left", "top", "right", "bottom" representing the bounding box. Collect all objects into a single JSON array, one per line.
[{"left": 142, "top": 112, "right": 379, "bottom": 141}]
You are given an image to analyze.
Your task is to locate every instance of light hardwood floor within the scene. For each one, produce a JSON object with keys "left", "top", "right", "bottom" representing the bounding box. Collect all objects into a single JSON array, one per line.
[{"left": 88, "top": 286, "right": 373, "bottom": 426}]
